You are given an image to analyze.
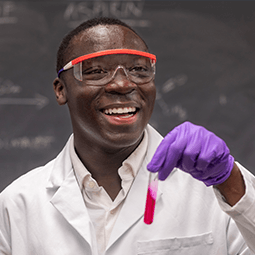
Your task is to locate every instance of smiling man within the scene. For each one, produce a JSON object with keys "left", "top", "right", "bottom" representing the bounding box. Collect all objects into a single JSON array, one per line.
[
  {"left": 0, "top": 17, "right": 255, "bottom": 255},
  {"left": 54, "top": 20, "right": 156, "bottom": 202}
]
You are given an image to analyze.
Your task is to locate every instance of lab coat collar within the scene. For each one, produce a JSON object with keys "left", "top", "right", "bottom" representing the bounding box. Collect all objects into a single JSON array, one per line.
[
  {"left": 46, "top": 135, "right": 74, "bottom": 189},
  {"left": 46, "top": 135, "right": 94, "bottom": 250},
  {"left": 50, "top": 170, "right": 94, "bottom": 247}
]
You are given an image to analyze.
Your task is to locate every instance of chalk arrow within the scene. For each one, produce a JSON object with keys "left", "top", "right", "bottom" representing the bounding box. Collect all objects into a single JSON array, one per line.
[{"left": 0, "top": 94, "right": 49, "bottom": 109}]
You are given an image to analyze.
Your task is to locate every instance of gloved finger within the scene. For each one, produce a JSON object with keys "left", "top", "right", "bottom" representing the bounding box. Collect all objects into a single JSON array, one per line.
[
  {"left": 195, "top": 133, "right": 234, "bottom": 185},
  {"left": 147, "top": 128, "right": 178, "bottom": 173},
  {"left": 157, "top": 140, "right": 184, "bottom": 181},
  {"left": 148, "top": 128, "right": 188, "bottom": 181},
  {"left": 179, "top": 128, "right": 202, "bottom": 172},
  {"left": 195, "top": 134, "right": 226, "bottom": 172},
  {"left": 201, "top": 156, "right": 234, "bottom": 186}
]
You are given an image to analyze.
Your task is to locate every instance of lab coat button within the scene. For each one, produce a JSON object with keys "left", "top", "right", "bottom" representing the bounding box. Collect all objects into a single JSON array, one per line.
[{"left": 88, "top": 181, "right": 95, "bottom": 189}]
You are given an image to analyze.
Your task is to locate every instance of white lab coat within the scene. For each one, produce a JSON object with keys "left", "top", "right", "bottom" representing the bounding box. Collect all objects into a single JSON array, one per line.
[{"left": 0, "top": 125, "right": 255, "bottom": 255}]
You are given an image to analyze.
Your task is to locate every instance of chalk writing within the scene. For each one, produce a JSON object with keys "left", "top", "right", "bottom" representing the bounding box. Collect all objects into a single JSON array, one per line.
[
  {"left": 0, "top": 1, "right": 17, "bottom": 24},
  {"left": 0, "top": 94, "right": 49, "bottom": 109},
  {"left": 64, "top": 0, "right": 150, "bottom": 28},
  {"left": 156, "top": 74, "right": 188, "bottom": 121},
  {"left": 0, "top": 78, "right": 21, "bottom": 96},
  {"left": 219, "top": 94, "right": 227, "bottom": 105},
  {"left": 0, "top": 136, "right": 54, "bottom": 150},
  {"left": 156, "top": 92, "right": 187, "bottom": 121},
  {"left": 162, "top": 74, "right": 188, "bottom": 93},
  {"left": 171, "top": 105, "right": 187, "bottom": 120}
]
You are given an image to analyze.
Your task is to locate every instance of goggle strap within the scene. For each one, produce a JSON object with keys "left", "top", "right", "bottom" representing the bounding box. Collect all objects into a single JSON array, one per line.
[
  {"left": 58, "top": 62, "right": 74, "bottom": 77},
  {"left": 58, "top": 68, "right": 64, "bottom": 77},
  {"left": 71, "top": 49, "right": 156, "bottom": 66}
]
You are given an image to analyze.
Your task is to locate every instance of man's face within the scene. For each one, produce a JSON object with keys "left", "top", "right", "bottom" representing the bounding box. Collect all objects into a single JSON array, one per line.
[{"left": 59, "top": 25, "right": 156, "bottom": 152}]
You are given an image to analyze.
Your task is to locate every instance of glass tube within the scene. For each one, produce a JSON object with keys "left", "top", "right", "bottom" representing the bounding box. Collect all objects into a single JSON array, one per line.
[{"left": 144, "top": 172, "right": 158, "bottom": 224}]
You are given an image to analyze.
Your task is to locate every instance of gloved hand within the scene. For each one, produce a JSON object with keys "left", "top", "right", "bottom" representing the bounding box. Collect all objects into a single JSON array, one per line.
[{"left": 147, "top": 121, "right": 234, "bottom": 186}]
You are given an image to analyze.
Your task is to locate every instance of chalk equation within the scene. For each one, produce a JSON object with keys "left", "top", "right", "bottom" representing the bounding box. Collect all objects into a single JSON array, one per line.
[
  {"left": 0, "top": 136, "right": 54, "bottom": 150},
  {"left": 161, "top": 74, "right": 188, "bottom": 94},
  {"left": 0, "top": 1, "right": 17, "bottom": 24},
  {"left": 156, "top": 74, "right": 188, "bottom": 121},
  {"left": 64, "top": 0, "right": 150, "bottom": 28},
  {"left": 0, "top": 94, "right": 49, "bottom": 109},
  {"left": 0, "top": 78, "right": 49, "bottom": 109},
  {"left": 219, "top": 94, "right": 227, "bottom": 105},
  {"left": 0, "top": 78, "right": 21, "bottom": 96}
]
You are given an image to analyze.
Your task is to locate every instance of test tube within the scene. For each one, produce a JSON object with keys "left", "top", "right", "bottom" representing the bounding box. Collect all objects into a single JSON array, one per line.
[{"left": 144, "top": 172, "right": 158, "bottom": 224}]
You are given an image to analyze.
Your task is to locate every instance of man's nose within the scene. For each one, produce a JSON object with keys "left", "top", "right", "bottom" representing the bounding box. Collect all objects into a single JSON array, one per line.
[{"left": 104, "top": 66, "right": 137, "bottom": 93}]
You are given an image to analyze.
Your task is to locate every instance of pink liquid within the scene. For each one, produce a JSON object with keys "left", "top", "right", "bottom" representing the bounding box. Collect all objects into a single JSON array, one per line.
[{"left": 144, "top": 184, "right": 157, "bottom": 224}]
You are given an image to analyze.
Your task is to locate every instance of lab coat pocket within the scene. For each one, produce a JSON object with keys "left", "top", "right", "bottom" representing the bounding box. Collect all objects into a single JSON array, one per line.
[{"left": 137, "top": 232, "right": 214, "bottom": 255}]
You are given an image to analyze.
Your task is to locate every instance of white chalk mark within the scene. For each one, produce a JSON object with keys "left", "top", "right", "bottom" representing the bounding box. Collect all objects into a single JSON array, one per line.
[
  {"left": 156, "top": 92, "right": 187, "bottom": 120},
  {"left": 162, "top": 74, "right": 188, "bottom": 93},
  {"left": 0, "top": 16, "right": 17, "bottom": 24},
  {"left": 0, "top": 136, "right": 54, "bottom": 150},
  {"left": 0, "top": 78, "right": 21, "bottom": 95},
  {"left": 219, "top": 94, "right": 227, "bottom": 105},
  {"left": 0, "top": 94, "right": 49, "bottom": 109},
  {"left": 0, "top": 1, "right": 17, "bottom": 24},
  {"left": 64, "top": 1, "right": 149, "bottom": 28}
]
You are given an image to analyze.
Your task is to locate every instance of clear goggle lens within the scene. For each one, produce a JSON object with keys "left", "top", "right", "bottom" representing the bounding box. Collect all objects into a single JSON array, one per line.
[
  {"left": 73, "top": 55, "right": 155, "bottom": 85},
  {"left": 58, "top": 49, "right": 156, "bottom": 86}
]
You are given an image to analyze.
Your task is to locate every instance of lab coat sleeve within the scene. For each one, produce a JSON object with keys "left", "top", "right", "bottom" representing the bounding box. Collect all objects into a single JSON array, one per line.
[
  {"left": 0, "top": 230, "right": 10, "bottom": 255},
  {"left": 0, "top": 193, "right": 11, "bottom": 255},
  {"left": 214, "top": 162, "right": 255, "bottom": 253}
]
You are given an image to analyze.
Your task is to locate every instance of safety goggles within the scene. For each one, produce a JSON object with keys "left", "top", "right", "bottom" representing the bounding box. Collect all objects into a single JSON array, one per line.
[{"left": 58, "top": 49, "right": 157, "bottom": 85}]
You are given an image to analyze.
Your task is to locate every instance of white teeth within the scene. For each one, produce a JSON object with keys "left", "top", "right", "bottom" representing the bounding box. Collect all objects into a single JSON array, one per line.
[{"left": 104, "top": 107, "right": 136, "bottom": 115}]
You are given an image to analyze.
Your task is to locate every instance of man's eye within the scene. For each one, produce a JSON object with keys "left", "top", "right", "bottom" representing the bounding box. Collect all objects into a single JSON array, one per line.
[
  {"left": 129, "top": 66, "right": 151, "bottom": 77},
  {"left": 129, "top": 65, "right": 149, "bottom": 73},
  {"left": 83, "top": 68, "right": 106, "bottom": 75}
]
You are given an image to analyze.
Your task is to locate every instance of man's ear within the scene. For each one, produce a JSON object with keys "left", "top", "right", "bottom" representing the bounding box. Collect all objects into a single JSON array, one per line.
[{"left": 53, "top": 77, "right": 67, "bottom": 105}]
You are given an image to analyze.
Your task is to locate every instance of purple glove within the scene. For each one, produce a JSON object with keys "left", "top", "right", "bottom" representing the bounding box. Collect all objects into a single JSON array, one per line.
[{"left": 148, "top": 121, "right": 234, "bottom": 186}]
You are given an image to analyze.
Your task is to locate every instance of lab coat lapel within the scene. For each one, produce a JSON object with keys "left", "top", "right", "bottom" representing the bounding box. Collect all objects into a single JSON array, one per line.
[
  {"left": 107, "top": 162, "right": 149, "bottom": 248},
  {"left": 50, "top": 170, "right": 93, "bottom": 247},
  {"left": 108, "top": 161, "right": 163, "bottom": 248},
  {"left": 46, "top": 135, "right": 93, "bottom": 247},
  {"left": 107, "top": 125, "right": 164, "bottom": 248}
]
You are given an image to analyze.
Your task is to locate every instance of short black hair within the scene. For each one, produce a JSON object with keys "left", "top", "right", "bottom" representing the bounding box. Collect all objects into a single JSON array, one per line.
[{"left": 56, "top": 17, "right": 148, "bottom": 74}]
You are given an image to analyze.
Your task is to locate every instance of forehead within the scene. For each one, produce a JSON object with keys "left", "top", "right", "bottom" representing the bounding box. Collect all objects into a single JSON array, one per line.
[{"left": 66, "top": 25, "right": 147, "bottom": 62}]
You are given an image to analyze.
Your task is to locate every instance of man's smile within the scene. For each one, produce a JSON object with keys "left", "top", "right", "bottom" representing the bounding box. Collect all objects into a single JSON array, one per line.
[
  {"left": 101, "top": 106, "right": 139, "bottom": 124},
  {"left": 103, "top": 106, "right": 137, "bottom": 115}
]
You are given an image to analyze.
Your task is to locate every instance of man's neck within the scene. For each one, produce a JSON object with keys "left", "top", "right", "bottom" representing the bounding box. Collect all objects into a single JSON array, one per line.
[{"left": 73, "top": 135, "right": 143, "bottom": 200}]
